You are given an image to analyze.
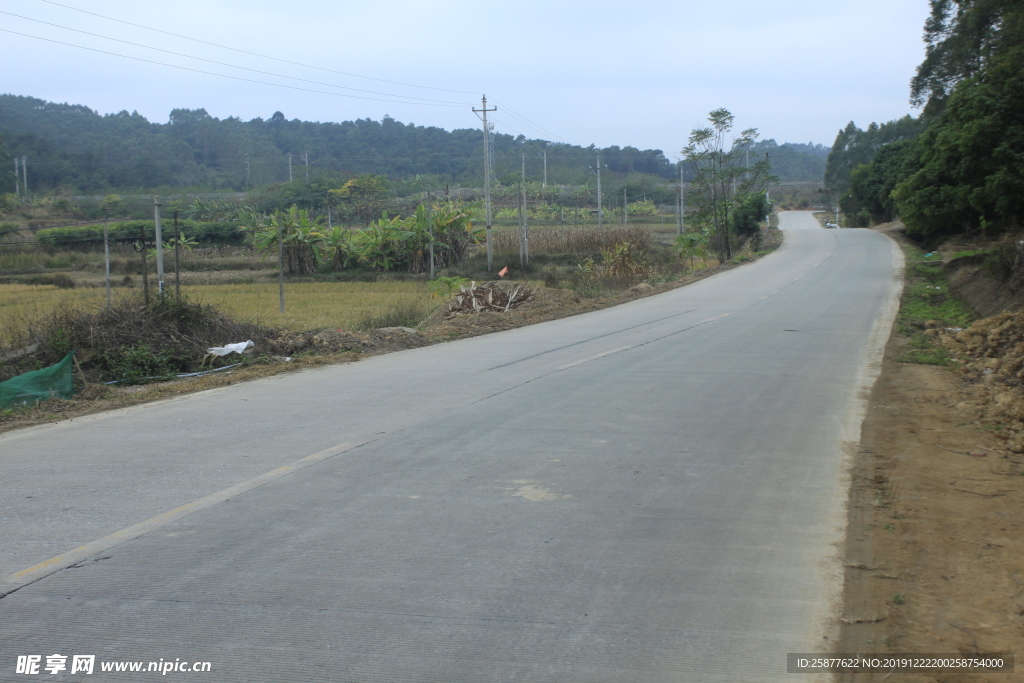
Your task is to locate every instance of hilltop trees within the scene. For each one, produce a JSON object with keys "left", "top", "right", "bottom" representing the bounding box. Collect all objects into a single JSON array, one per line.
[
  {"left": 911, "top": 0, "right": 1024, "bottom": 114},
  {"left": 827, "top": 0, "right": 1024, "bottom": 238}
]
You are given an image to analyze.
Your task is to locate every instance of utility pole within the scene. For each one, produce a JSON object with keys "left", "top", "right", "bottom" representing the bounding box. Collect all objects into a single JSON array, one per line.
[
  {"left": 473, "top": 95, "right": 498, "bottom": 271},
  {"left": 288, "top": 153, "right": 293, "bottom": 183},
  {"left": 13, "top": 158, "right": 19, "bottom": 195},
  {"left": 679, "top": 163, "right": 686, "bottom": 235},
  {"left": 103, "top": 219, "right": 111, "bottom": 307},
  {"left": 153, "top": 196, "right": 165, "bottom": 298},
  {"left": 245, "top": 153, "right": 251, "bottom": 187},
  {"left": 278, "top": 219, "right": 285, "bottom": 314},
  {"left": 21, "top": 156, "right": 27, "bottom": 193},
  {"left": 623, "top": 188, "right": 627, "bottom": 226},
  {"left": 427, "top": 190, "right": 435, "bottom": 279},
  {"left": 303, "top": 151, "right": 309, "bottom": 181},
  {"left": 519, "top": 153, "right": 526, "bottom": 265},
  {"left": 542, "top": 148, "right": 547, "bottom": 188},
  {"left": 596, "top": 156, "right": 602, "bottom": 228},
  {"left": 174, "top": 211, "right": 181, "bottom": 305},
  {"left": 139, "top": 226, "right": 150, "bottom": 307},
  {"left": 326, "top": 192, "right": 332, "bottom": 229}
]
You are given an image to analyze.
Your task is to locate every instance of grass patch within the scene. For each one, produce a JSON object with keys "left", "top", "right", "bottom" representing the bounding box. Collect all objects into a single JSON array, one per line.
[
  {"left": 0, "top": 280, "right": 437, "bottom": 343},
  {"left": 895, "top": 242, "right": 976, "bottom": 366},
  {"left": 353, "top": 299, "right": 436, "bottom": 330}
]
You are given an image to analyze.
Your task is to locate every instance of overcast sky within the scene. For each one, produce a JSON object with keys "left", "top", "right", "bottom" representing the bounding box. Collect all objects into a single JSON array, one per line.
[{"left": 0, "top": 0, "right": 931, "bottom": 154}]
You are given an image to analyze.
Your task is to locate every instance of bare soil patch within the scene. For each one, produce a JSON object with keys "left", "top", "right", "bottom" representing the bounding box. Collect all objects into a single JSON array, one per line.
[{"left": 838, "top": 232, "right": 1024, "bottom": 682}]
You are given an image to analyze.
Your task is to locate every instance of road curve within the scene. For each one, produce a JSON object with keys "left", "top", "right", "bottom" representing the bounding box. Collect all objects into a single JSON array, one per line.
[{"left": 0, "top": 212, "right": 902, "bottom": 681}]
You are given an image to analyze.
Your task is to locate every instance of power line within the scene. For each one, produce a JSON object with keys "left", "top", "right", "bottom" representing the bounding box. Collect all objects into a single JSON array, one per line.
[
  {"left": 0, "top": 10, "right": 470, "bottom": 106},
  {"left": 0, "top": 28, "right": 467, "bottom": 108},
  {"left": 489, "top": 99, "right": 568, "bottom": 144},
  {"left": 35, "top": 0, "right": 479, "bottom": 96}
]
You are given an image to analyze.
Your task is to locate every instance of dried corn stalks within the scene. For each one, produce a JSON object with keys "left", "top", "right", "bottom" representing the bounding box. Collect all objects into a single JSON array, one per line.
[{"left": 445, "top": 281, "right": 533, "bottom": 318}]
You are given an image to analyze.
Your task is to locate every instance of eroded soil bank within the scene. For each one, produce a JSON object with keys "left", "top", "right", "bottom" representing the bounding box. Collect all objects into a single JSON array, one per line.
[{"left": 838, "top": 227, "right": 1024, "bottom": 683}]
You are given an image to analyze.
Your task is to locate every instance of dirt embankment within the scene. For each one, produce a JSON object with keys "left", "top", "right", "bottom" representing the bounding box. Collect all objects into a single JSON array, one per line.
[
  {"left": 839, "top": 230, "right": 1024, "bottom": 682},
  {"left": 946, "top": 251, "right": 1024, "bottom": 319}
]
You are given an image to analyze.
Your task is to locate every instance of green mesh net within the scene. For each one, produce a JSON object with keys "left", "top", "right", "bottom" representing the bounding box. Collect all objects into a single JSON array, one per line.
[{"left": 0, "top": 351, "right": 76, "bottom": 409}]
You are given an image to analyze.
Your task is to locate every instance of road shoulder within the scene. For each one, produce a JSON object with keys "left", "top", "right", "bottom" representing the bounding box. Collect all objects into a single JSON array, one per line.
[{"left": 837, "top": 236, "right": 1024, "bottom": 680}]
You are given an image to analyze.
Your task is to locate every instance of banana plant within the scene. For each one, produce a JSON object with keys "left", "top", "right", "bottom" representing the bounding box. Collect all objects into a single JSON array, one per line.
[
  {"left": 351, "top": 212, "right": 412, "bottom": 271},
  {"left": 323, "top": 225, "right": 357, "bottom": 270},
  {"left": 675, "top": 227, "right": 712, "bottom": 273},
  {"left": 249, "top": 205, "right": 325, "bottom": 274}
]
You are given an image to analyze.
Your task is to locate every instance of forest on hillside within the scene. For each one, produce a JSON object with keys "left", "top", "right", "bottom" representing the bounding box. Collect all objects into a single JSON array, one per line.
[
  {"left": 826, "top": 0, "right": 1023, "bottom": 240},
  {"left": 0, "top": 95, "right": 827, "bottom": 193}
]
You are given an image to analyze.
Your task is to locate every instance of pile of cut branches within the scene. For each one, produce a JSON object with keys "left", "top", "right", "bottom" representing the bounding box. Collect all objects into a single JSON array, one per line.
[{"left": 445, "top": 281, "right": 533, "bottom": 319}]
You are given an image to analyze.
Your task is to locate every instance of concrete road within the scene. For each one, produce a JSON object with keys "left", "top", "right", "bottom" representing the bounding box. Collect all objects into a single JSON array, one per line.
[{"left": 0, "top": 212, "right": 902, "bottom": 681}]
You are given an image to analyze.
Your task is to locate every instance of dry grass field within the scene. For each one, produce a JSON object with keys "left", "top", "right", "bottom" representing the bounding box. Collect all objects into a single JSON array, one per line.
[{"left": 0, "top": 281, "right": 439, "bottom": 346}]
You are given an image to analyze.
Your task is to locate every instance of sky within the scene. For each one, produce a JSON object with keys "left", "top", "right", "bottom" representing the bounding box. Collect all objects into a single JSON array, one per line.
[{"left": 0, "top": 0, "right": 932, "bottom": 155}]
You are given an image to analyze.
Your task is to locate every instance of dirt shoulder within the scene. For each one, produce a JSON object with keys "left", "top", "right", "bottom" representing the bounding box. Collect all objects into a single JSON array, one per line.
[
  {"left": 837, "top": 229, "right": 1024, "bottom": 682},
  {"left": 0, "top": 229, "right": 783, "bottom": 435}
]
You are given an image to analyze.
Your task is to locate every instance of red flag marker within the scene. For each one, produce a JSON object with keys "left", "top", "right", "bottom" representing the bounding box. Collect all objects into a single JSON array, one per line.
[{"left": 498, "top": 266, "right": 509, "bottom": 278}]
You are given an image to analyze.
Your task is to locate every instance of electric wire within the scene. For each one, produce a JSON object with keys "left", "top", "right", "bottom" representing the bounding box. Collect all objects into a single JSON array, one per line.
[
  {"left": 0, "top": 10, "right": 470, "bottom": 106},
  {"left": 489, "top": 99, "right": 569, "bottom": 144},
  {"left": 0, "top": 28, "right": 466, "bottom": 108},
  {"left": 35, "top": 0, "right": 479, "bottom": 96}
]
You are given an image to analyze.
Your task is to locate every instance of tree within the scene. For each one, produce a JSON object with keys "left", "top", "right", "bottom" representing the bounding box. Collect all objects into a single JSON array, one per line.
[
  {"left": 682, "top": 108, "right": 774, "bottom": 262},
  {"left": 731, "top": 192, "right": 771, "bottom": 236},
  {"left": 894, "top": 45, "right": 1024, "bottom": 238},
  {"left": 0, "top": 132, "right": 14, "bottom": 194},
  {"left": 328, "top": 175, "right": 392, "bottom": 225},
  {"left": 249, "top": 205, "right": 325, "bottom": 274},
  {"left": 824, "top": 117, "right": 922, "bottom": 195},
  {"left": 911, "top": 0, "right": 1024, "bottom": 114}
]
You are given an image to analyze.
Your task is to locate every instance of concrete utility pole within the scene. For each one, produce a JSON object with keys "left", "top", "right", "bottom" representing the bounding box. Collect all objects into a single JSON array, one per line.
[
  {"left": 677, "top": 164, "right": 683, "bottom": 235},
  {"left": 623, "top": 188, "right": 628, "bottom": 226},
  {"left": 520, "top": 153, "right": 528, "bottom": 265},
  {"left": 245, "top": 153, "right": 251, "bottom": 187},
  {"left": 596, "top": 156, "right": 602, "bottom": 229},
  {"left": 288, "top": 153, "right": 293, "bottom": 183},
  {"left": 21, "top": 156, "right": 27, "bottom": 193},
  {"left": 542, "top": 149, "right": 547, "bottom": 188},
  {"left": 174, "top": 211, "right": 181, "bottom": 305},
  {"left": 103, "top": 220, "right": 111, "bottom": 307},
  {"left": 473, "top": 95, "right": 497, "bottom": 271},
  {"left": 680, "top": 164, "right": 686, "bottom": 235},
  {"left": 303, "top": 151, "right": 309, "bottom": 181},
  {"left": 278, "top": 219, "right": 285, "bottom": 314},
  {"left": 427, "top": 191, "right": 435, "bottom": 279},
  {"left": 13, "top": 158, "right": 19, "bottom": 195},
  {"left": 153, "top": 196, "right": 165, "bottom": 297}
]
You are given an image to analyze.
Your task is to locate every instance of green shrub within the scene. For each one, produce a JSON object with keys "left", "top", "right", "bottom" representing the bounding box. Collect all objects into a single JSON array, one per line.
[
  {"left": 105, "top": 344, "right": 175, "bottom": 384},
  {"left": 35, "top": 219, "right": 245, "bottom": 247}
]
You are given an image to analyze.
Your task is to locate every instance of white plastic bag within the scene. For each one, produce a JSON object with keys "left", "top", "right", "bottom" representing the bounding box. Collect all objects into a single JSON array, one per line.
[{"left": 206, "top": 340, "right": 254, "bottom": 356}]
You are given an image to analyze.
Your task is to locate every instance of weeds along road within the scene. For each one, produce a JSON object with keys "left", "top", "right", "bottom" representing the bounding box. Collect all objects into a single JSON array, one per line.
[{"left": 0, "top": 211, "right": 902, "bottom": 682}]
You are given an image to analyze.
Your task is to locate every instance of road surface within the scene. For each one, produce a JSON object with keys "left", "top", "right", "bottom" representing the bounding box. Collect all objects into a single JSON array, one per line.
[{"left": 0, "top": 212, "right": 902, "bottom": 681}]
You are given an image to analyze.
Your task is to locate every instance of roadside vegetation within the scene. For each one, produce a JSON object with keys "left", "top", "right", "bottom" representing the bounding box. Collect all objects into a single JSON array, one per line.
[{"left": 892, "top": 243, "right": 975, "bottom": 365}]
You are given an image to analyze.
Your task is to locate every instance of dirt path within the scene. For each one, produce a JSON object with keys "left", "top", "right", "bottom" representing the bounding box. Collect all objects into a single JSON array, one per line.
[{"left": 838, "top": 242, "right": 1024, "bottom": 682}]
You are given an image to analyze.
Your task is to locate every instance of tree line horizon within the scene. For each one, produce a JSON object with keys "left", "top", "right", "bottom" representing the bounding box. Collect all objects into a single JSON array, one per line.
[{"left": 0, "top": 94, "right": 828, "bottom": 195}]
